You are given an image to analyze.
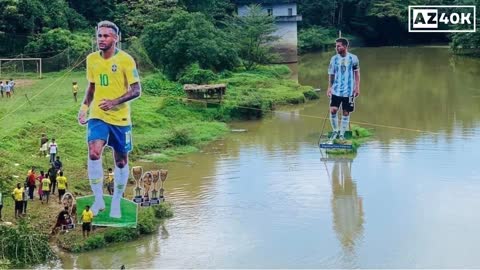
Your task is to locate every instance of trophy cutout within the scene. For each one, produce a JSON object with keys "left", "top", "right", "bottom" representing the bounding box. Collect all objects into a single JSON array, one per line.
[
  {"left": 132, "top": 166, "right": 144, "bottom": 203},
  {"left": 160, "top": 169, "right": 168, "bottom": 202},
  {"left": 150, "top": 170, "right": 161, "bottom": 205},
  {"left": 141, "top": 171, "right": 153, "bottom": 207}
]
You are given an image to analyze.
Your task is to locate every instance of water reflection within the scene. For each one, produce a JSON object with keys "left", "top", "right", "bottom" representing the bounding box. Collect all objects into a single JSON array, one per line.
[{"left": 329, "top": 158, "right": 364, "bottom": 252}]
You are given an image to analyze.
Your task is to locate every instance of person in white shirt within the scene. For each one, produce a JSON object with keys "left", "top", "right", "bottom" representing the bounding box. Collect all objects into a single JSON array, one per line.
[
  {"left": 9, "top": 79, "right": 15, "bottom": 94},
  {"left": 49, "top": 138, "right": 58, "bottom": 163},
  {"left": 4, "top": 82, "right": 11, "bottom": 98}
]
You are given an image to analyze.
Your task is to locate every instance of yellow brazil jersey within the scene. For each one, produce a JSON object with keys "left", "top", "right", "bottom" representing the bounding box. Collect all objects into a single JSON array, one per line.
[
  {"left": 42, "top": 178, "right": 51, "bottom": 191},
  {"left": 106, "top": 172, "right": 114, "bottom": 183},
  {"left": 73, "top": 85, "right": 79, "bottom": 93},
  {"left": 86, "top": 49, "right": 140, "bottom": 126},
  {"left": 82, "top": 209, "right": 94, "bottom": 223},
  {"left": 57, "top": 176, "right": 67, "bottom": 190},
  {"left": 12, "top": 187, "right": 23, "bottom": 201}
]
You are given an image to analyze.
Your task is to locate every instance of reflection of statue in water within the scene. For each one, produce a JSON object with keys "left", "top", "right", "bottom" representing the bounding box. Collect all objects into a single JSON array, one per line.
[{"left": 330, "top": 159, "right": 364, "bottom": 252}]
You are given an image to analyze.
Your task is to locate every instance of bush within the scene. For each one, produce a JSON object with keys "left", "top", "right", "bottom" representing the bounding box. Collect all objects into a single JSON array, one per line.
[
  {"left": 168, "top": 127, "right": 193, "bottom": 146},
  {"left": 137, "top": 208, "right": 157, "bottom": 234},
  {"left": 351, "top": 125, "right": 372, "bottom": 138},
  {"left": 82, "top": 234, "right": 107, "bottom": 251},
  {"left": 303, "top": 89, "right": 319, "bottom": 100},
  {"left": 124, "top": 37, "right": 156, "bottom": 71},
  {"left": 152, "top": 202, "right": 174, "bottom": 219},
  {"left": 0, "top": 221, "right": 56, "bottom": 266},
  {"left": 298, "top": 27, "right": 338, "bottom": 53},
  {"left": 142, "top": 10, "right": 239, "bottom": 79},
  {"left": 142, "top": 74, "right": 184, "bottom": 97},
  {"left": 24, "top": 29, "right": 91, "bottom": 59},
  {"left": 178, "top": 63, "right": 218, "bottom": 84},
  {"left": 104, "top": 228, "right": 139, "bottom": 243}
]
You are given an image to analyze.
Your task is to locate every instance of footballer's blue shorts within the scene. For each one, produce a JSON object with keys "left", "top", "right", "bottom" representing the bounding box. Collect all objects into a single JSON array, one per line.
[{"left": 87, "top": 119, "right": 132, "bottom": 153}]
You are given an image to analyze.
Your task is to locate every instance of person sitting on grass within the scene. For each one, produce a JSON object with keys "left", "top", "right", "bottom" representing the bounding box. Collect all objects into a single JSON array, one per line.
[{"left": 51, "top": 206, "right": 70, "bottom": 235}]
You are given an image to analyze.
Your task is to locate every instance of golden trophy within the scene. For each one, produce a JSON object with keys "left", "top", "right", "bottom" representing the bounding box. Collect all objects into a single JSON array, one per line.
[
  {"left": 141, "top": 171, "right": 153, "bottom": 207},
  {"left": 160, "top": 169, "right": 168, "bottom": 202},
  {"left": 132, "top": 166, "right": 144, "bottom": 203},
  {"left": 150, "top": 170, "right": 161, "bottom": 205}
]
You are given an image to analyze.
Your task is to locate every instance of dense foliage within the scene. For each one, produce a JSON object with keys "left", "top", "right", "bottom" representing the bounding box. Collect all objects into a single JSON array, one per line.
[
  {"left": 226, "top": 4, "right": 279, "bottom": 70},
  {"left": 0, "top": 220, "right": 56, "bottom": 266},
  {"left": 142, "top": 10, "right": 238, "bottom": 79},
  {"left": 24, "top": 28, "right": 91, "bottom": 58},
  {"left": 1, "top": 0, "right": 479, "bottom": 70}
]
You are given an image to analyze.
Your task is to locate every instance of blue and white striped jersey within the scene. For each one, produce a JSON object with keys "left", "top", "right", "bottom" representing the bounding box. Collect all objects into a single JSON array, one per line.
[{"left": 328, "top": 53, "right": 359, "bottom": 97}]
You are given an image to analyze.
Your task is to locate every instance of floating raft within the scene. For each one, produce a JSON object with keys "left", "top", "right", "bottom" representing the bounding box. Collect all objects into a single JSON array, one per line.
[
  {"left": 319, "top": 143, "right": 353, "bottom": 150},
  {"left": 319, "top": 131, "right": 353, "bottom": 150}
]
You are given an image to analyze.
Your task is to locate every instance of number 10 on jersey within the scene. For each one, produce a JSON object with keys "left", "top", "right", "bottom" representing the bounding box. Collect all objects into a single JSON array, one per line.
[{"left": 99, "top": 74, "right": 109, "bottom": 86}]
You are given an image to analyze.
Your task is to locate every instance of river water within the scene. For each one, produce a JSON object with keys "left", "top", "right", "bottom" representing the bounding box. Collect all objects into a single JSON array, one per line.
[{"left": 60, "top": 47, "right": 480, "bottom": 268}]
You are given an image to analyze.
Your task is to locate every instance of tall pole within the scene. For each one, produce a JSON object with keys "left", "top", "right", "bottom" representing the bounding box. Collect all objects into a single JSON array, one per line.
[
  {"left": 21, "top": 53, "right": 25, "bottom": 78},
  {"left": 39, "top": 58, "right": 42, "bottom": 79}
]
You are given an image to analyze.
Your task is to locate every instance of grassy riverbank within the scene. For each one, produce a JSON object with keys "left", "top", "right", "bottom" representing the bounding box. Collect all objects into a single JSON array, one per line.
[{"left": 0, "top": 65, "right": 316, "bottom": 266}]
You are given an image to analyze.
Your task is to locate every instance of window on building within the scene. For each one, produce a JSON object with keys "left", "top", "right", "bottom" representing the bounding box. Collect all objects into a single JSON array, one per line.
[
  {"left": 267, "top": 8, "right": 273, "bottom": 16},
  {"left": 288, "top": 8, "right": 293, "bottom": 16}
]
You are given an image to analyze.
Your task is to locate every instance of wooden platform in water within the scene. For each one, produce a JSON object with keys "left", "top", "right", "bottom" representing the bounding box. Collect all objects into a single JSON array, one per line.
[{"left": 319, "top": 131, "right": 354, "bottom": 150}]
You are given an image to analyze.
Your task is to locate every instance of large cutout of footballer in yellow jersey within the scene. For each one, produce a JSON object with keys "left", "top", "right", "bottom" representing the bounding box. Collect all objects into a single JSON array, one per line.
[{"left": 78, "top": 21, "right": 141, "bottom": 226}]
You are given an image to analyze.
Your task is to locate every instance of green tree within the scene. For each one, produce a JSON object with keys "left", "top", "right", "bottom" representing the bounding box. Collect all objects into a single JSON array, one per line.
[
  {"left": 24, "top": 28, "right": 91, "bottom": 59},
  {"left": 179, "top": 0, "right": 235, "bottom": 23},
  {"left": 298, "top": 0, "right": 338, "bottom": 27},
  {"left": 114, "top": 0, "right": 181, "bottom": 39},
  {"left": 450, "top": 0, "right": 479, "bottom": 55},
  {"left": 1, "top": 0, "right": 87, "bottom": 34},
  {"left": 142, "top": 10, "right": 238, "bottom": 79},
  {"left": 66, "top": 0, "right": 116, "bottom": 26},
  {"left": 298, "top": 27, "right": 339, "bottom": 53},
  {"left": 227, "top": 4, "right": 279, "bottom": 70}
]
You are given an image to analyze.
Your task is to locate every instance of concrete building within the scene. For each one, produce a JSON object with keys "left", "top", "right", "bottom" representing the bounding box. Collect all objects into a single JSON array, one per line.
[{"left": 235, "top": 0, "right": 302, "bottom": 63}]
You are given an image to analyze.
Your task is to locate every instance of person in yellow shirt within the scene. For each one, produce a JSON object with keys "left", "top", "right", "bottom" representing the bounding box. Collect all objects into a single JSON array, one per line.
[
  {"left": 81, "top": 205, "right": 94, "bottom": 238},
  {"left": 11, "top": 183, "right": 24, "bottom": 218},
  {"left": 78, "top": 20, "right": 141, "bottom": 219},
  {"left": 42, "top": 177, "right": 51, "bottom": 204},
  {"left": 105, "top": 168, "right": 114, "bottom": 195},
  {"left": 56, "top": 171, "right": 68, "bottom": 203},
  {"left": 72, "top": 81, "right": 79, "bottom": 102}
]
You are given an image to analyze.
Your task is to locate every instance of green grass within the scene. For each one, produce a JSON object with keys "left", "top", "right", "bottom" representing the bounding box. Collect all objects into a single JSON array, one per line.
[
  {"left": 218, "top": 65, "right": 317, "bottom": 118},
  {"left": 325, "top": 125, "right": 373, "bottom": 155},
  {"left": 76, "top": 195, "right": 138, "bottom": 228}
]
